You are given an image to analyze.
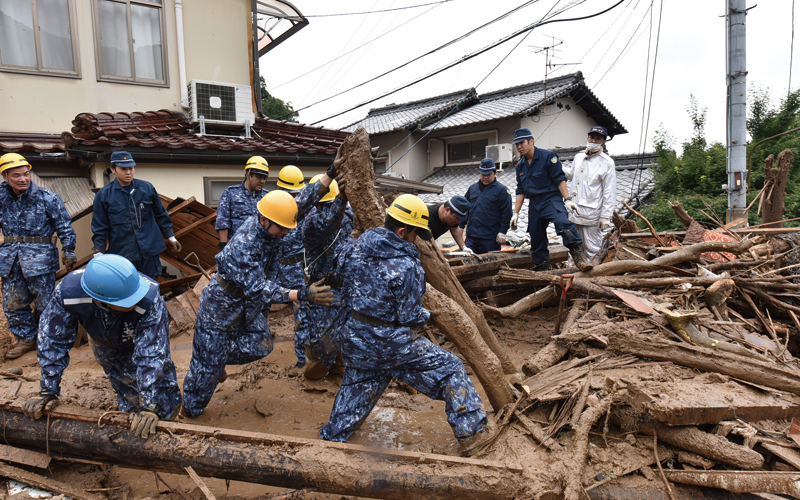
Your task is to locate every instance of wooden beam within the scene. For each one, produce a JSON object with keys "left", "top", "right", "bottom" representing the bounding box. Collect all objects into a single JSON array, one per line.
[
  {"left": 166, "top": 196, "right": 197, "bottom": 216},
  {"left": 619, "top": 227, "right": 800, "bottom": 239},
  {"left": 185, "top": 466, "right": 218, "bottom": 500},
  {"left": 0, "top": 461, "right": 102, "bottom": 500},
  {"left": 174, "top": 213, "right": 217, "bottom": 239},
  {"left": 0, "top": 443, "right": 51, "bottom": 469}
]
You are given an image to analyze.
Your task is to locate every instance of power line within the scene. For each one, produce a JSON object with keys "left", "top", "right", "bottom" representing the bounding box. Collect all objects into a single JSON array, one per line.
[
  {"left": 586, "top": 0, "right": 643, "bottom": 81},
  {"left": 592, "top": 0, "right": 655, "bottom": 89},
  {"left": 303, "top": 0, "right": 455, "bottom": 17},
  {"left": 311, "top": 0, "right": 626, "bottom": 126}
]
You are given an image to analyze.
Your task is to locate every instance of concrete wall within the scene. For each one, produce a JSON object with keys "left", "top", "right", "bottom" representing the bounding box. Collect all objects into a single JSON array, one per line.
[{"left": 0, "top": 0, "right": 253, "bottom": 134}]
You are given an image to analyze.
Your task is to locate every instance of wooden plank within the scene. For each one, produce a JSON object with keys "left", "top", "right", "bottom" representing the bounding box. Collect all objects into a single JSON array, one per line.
[
  {"left": 184, "top": 288, "right": 200, "bottom": 311},
  {"left": 165, "top": 298, "right": 193, "bottom": 328},
  {"left": 0, "top": 460, "right": 102, "bottom": 500},
  {"left": 762, "top": 442, "right": 800, "bottom": 470},
  {"left": 166, "top": 196, "right": 196, "bottom": 216},
  {"left": 0, "top": 443, "right": 51, "bottom": 469},
  {"left": 193, "top": 275, "right": 210, "bottom": 295},
  {"left": 185, "top": 466, "right": 218, "bottom": 500},
  {"left": 175, "top": 292, "right": 198, "bottom": 319},
  {"left": 174, "top": 213, "right": 217, "bottom": 239}
]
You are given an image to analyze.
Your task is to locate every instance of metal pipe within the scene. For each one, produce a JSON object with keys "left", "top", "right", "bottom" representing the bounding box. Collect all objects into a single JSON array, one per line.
[{"left": 174, "top": 0, "right": 189, "bottom": 109}]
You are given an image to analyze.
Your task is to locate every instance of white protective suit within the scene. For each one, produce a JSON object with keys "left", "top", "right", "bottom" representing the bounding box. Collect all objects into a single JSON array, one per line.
[{"left": 563, "top": 150, "right": 617, "bottom": 259}]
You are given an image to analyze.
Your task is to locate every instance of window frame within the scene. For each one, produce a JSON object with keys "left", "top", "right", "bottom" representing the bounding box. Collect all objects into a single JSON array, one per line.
[
  {"left": 0, "top": 0, "right": 82, "bottom": 78},
  {"left": 447, "top": 137, "right": 489, "bottom": 164},
  {"left": 204, "top": 177, "right": 243, "bottom": 208},
  {"left": 92, "top": 0, "right": 169, "bottom": 87}
]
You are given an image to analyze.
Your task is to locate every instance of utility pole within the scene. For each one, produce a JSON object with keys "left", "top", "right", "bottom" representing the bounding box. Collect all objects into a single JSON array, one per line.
[{"left": 726, "top": 0, "right": 747, "bottom": 223}]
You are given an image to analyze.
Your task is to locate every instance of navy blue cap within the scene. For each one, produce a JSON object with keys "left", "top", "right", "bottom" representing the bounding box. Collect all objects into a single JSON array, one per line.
[
  {"left": 512, "top": 128, "right": 533, "bottom": 144},
  {"left": 110, "top": 151, "right": 136, "bottom": 167},
  {"left": 479, "top": 158, "right": 497, "bottom": 174},
  {"left": 446, "top": 195, "right": 470, "bottom": 223},
  {"left": 589, "top": 125, "right": 609, "bottom": 139}
]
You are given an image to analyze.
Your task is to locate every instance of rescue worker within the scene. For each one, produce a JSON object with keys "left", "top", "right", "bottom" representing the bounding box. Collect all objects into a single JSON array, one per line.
[
  {"left": 510, "top": 128, "right": 593, "bottom": 272},
  {"left": 92, "top": 151, "right": 180, "bottom": 281},
  {"left": 276, "top": 165, "right": 306, "bottom": 198},
  {"left": 460, "top": 158, "right": 512, "bottom": 254},
  {"left": 0, "top": 153, "right": 76, "bottom": 360},
  {"left": 300, "top": 175, "right": 353, "bottom": 379},
  {"left": 215, "top": 156, "right": 270, "bottom": 251},
  {"left": 564, "top": 126, "right": 617, "bottom": 261},
  {"left": 182, "top": 189, "right": 335, "bottom": 418},
  {"left": 22, "top": 254, "right": 182, "bottom": 440},
  {"left": 427, "top": 195, "right": 471, "bottom": 253},
  {"left": 319, "top": 194, "right": 497, "bottom": 457}
]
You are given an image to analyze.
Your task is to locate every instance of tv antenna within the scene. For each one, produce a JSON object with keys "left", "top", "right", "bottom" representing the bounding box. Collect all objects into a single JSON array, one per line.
[{"left": 528, "top": 36, "right": 580, "bottom": 114}]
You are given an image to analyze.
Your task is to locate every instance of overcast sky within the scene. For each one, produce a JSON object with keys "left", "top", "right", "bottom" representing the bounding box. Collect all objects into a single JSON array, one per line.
[{"left": 261, "top": 0, "right": 798, "bottom": 156}]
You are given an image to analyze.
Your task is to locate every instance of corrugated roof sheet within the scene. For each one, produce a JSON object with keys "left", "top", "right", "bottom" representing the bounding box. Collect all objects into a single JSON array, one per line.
[
  {"left": 32, "top": 172, "right": 95, "bottom": 220},
  {"left": 419, "top": 150, "right": 657, "bottom": 243}
]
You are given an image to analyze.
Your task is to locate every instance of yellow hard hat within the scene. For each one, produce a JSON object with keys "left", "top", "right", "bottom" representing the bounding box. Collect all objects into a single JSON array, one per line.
[
  {"left": 386, "top": 194, "right": 432, "bottom": 240},
  {"left": 277, "top": 165, "right": 305, "bottom": 191},
  {"left": 0, "top": 153, "right": 31, "bottom": 174},
  {"left": 257, "top": 190, "right": 298, "bottom": 228},
  {"left": 310, "top": 174, "right": 339, "bottom": 203},
  {"left": 245, "top": 156, "right": 270, "bottom": 175}
]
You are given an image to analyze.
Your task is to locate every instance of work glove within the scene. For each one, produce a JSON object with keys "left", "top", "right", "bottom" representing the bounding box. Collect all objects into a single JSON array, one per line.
[
  {"left": 496, "top": 233, "right": 508, "bottom": 244},
  {"left": 23, "top": 391, "right": 58, "bottom": 420},
  {"left": 300, "top": 279, "right": 334, "bottom": 306},
  {"left": 598, "top": 217, "right": 612, "bottom": 231},
  {"left": 510, "top": 212, "right": 519, "bottom": 230},
  {"left": 326, "top": 161, "right": 337, "bottom": 180},
  {"left": 337, "top": 177, "right": 348, "bottom": 203},
  {"left": 460, "top": 246, "right": 475, "bottom": 255},
  {"left": 167, "top": 236, "right": 182, "bottom": 253},
  {"left": 62, "top": 249, "right": 77, "bottom": 272},
  {"left": 130, "top": 409, "right": 159, "bottom": 440},
  {"left": 563, "top": 197, "right": 580, "bottom": 215},
  {"left": 218, "top": 241, "right": 228, "bottom": 251}
]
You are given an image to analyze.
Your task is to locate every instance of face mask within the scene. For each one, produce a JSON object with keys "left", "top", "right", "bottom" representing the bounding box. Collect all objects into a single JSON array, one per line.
[{"left": 586, "top": 142, "right": 603, "bottom": 153}]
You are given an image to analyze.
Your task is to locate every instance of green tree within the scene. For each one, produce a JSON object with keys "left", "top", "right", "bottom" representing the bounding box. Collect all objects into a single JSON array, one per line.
[
  {"left": 747, "top": 85, "right": 800, "bottom": 189},
  {"left": 259, "top": 76, "right": 299, "bottom": 122}
]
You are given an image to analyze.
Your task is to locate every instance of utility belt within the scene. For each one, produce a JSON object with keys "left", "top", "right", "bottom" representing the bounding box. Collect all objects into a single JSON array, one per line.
[
  {"left": 279, "top": 254, "right": 304, "bottom": 266},
  {"left": 351, "top": 310, "right": 398, "bottom": 328},
  {"left": 215, "top": 274, "right": 246, "bottom": 300},
  {"left": 3, "top": 235, "right": 51, "bottom": 243}
]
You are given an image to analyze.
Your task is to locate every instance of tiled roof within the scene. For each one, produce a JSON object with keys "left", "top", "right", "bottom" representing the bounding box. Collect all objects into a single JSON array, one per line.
[
  {"left": 61, "top": 110, "right": 350, "bottom": 155},
  {"left": 31, "top": 172, "right": 94, "bottom": 220},
  {"left": 419, "top": 150, "right": 657, "bottom": 243},
  {"left": 0, "top": 133, "right": 66, "bottom": 154},
  {"left": 343, "top": 89, "right": 477, "bottom": 134}
]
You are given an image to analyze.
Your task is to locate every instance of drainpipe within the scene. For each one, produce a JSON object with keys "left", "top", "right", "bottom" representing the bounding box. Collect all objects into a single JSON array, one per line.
[
  {"left": 252, "top": 0, "right": 264, "bottom": 117},
  {"left": 174, "top": 0, "right": 188, "bottom": 109}
]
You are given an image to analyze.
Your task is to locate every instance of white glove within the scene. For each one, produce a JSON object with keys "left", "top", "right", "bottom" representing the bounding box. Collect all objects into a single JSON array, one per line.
[
  {"left": 510, "top": 212, "right": 519, "bottom": 230},
  {"left": 599, "top": 217, "right": 612, "bottom": 231},
  {"left": 563, "top": 197, "right": 580, "bottom": 215},
  {"left": 460, "top": 246, "right": 475, "bottom": 255},
  {"left": 496, "top": 233, "right": 508, "bottom": 244},
  {"left": 168, "top": 236, "right": 182, "bottom": 253}
]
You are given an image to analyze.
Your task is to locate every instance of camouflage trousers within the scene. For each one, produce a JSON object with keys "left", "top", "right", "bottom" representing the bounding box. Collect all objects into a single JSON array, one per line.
[
  {"left": 293, "top": 303, "right": 310, "bottom": 365},
  {"left": 304, "top": 290, "right": 346, "bottom": 368},
  {"left": 1, "top": 260, "right": 54, "bottom": 342},
  {"left": 91, "top": 341, "right": 182, "bottom": 419},
  {"left": 182, "top": 280, "right": 273, "bottom": 417},
  {"left": 319, "top": 335, "right": 486, "bottom": 443}
]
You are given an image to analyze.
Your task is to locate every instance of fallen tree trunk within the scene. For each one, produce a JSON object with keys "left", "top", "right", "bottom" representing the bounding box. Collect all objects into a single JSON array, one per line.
[
  {"left": 762, "top": 150, "right": 794, "bottom": 228},
  {"left": 481, "top": 285, "right": 558, "bottom": 319},
  {"left": 641, "top": 426, "right": 764, "bottom": 470},
  {"left": 563, "top": 394, "right": 615, "bottom": 500},
  {"left": 609, "top": 331, "right": 800, "bottom": 395},
  {"left": 521, "top": 300, "right": 586, "bottom": 377},
  {"left": 663, "top": 470, "right": 800, "bottom": 497},
  {"left": 0, "top": 402, "right": 530, "bottom": 500}
]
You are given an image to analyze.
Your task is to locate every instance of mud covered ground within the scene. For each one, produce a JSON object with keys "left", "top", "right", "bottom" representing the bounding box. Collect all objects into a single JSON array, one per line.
[{"left": 0, "top": 304, "right": 563, "bottom": 500}]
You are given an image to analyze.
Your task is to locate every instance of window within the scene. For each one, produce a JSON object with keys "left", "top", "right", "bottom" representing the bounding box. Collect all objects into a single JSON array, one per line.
[
  {"left": 94, "top": 0, "right": 167, "bottom": 85},
  {"left": 204, "top": 177, "right": 243, "bottom": 208},
  {"left": 448, "top": 138, "right": 488, "bottom": 163},
  {"left": 0, "top": 0, "right": 80, "bottom": 77}
]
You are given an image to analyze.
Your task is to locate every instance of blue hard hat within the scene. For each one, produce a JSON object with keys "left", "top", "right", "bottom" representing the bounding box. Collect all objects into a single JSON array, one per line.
[
  {"left": 589, "top": 125, "right": 610, "bottom": 140},
  {"left": 110, "top": 151, "right": 136, "bottom": 167},
  {"left": 81, "top": 254, "right": 150, "bottom": 307},
  {"left": 479, "top": 158, "right": 497, "bottom": 174},
  {"left": 447, "top": 195, "right": 470, "bottom": 223},
  {"left": 512, "top": 128, "right": 533, "bottom": 144}
]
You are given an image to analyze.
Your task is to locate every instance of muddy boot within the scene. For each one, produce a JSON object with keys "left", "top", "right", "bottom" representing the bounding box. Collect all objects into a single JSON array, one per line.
[
  {"left": 569, "top": 247, "right": 593, "bottom": 273},
  {"left": 329, "top": 353, "right": 345, "bottom": 377},
  {"left": 6, "top": 340, "right": 36, "bottom": 360},
  {"left": 459, "top": 417, "right": 499, "bottom": 457},
  {"left": 303, "top": 345, "right": 329, "bottom": 380},
  {"left": 532, "top": 261, "right": 552, "bottom": 272}
]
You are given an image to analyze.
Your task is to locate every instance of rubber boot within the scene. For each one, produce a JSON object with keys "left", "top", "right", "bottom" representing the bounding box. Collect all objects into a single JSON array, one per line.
[{"left": 569, "top": 246, "right": 593, "bottom": 273}]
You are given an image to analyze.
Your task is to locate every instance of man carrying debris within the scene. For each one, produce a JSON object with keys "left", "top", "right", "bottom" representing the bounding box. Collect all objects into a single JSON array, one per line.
[
  {"left": 215, "top": 156, "right": 271, "bottom": 251},
  {"left": 564, "top": 126, "right": 617, "bottom": 261},
  {"left": 300, "top": 175, "right": 353, "bottom": 379},
  {"left": 510, "top": 128, "right": 593, "bottom": 272},
  {"left": 0, "top": 153, "right": 77, "bottom": 360},
  {"left": 319, "top": 194, "right": 497, "bottom": 457},
  {"left": 460, "top": 158, "right": 513, "bottom": 254},
  {"left": 92, "top": 151, "right": 180, "bottom": 281},
  {"left": 182, "top": 188, "right": 335, "bottom": 418},
  {"left": 23, "top": 254, "right": 182, "bottom": 440},
  {"left": 427, "top": 195, "right": 471, "bottom": 252}
]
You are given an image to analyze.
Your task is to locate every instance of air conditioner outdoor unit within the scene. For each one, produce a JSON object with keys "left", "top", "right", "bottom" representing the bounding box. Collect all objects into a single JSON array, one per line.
[
  {"left": 383, "top": 172, "right": 406, "bottom": 179},
  {"left": 486, "top": 143, "right": 513, "bottom": 167},
  {"left": 188, "top": 79, "right": 255, "bottom": 126}
]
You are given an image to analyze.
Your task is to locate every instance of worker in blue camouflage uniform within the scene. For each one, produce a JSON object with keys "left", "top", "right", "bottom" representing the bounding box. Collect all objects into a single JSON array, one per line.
[
  {"left": 299, "top": 175, "right": 354, "bottom": 379},
  {"left": 510, "top": 128, "right": 593, "bottom": 272},
  {"left": 460, "top": 158, "right": 513, "bottom": 254},
  {"left": 92, "top": 151, "right": 181, "bottom": 281},
  {"left": 22, "top": 255, "right": 181, "bottom": 440},
  {"left": 0, "top": 153, "right": 77, "bottom": 360},
  {"left": 215, "top": 156, "right": 270, "bottom": 250},
  {"left": 319, "top": 194, "right": 497, "bottom": 457},
  {"left": 182, "top": 186, "right": 336, "bottom": 418}
]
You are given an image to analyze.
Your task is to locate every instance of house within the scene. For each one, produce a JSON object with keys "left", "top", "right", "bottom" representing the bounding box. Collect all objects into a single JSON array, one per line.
[{"left": 343, "top": 72, "right": 627, "bottom": 182}]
